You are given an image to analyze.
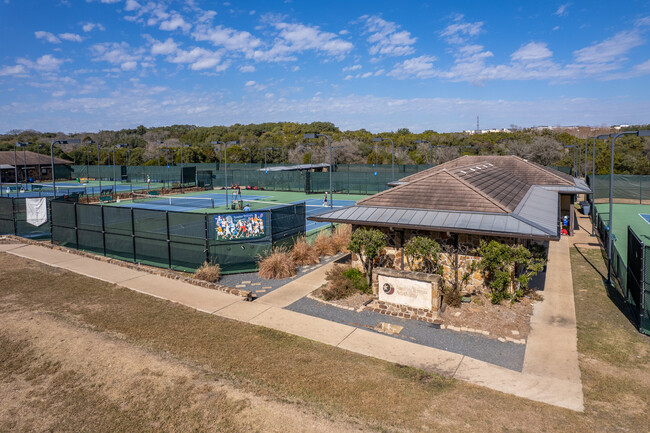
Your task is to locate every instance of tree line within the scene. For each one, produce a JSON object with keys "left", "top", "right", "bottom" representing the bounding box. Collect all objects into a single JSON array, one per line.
[{"left": 1, "top": 122, "right": 649, "bottom": 175}]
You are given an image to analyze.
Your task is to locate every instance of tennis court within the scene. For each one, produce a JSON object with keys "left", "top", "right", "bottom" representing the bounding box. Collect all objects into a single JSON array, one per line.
[
  {"left": 594, "top": 203, "right": 650, "bottom": 264},
  {"left": 1, "top": 180, "right": 166, "bottom": 198},
  {"left": 108, "top": 189, "right": 364, "bottom": 234}
]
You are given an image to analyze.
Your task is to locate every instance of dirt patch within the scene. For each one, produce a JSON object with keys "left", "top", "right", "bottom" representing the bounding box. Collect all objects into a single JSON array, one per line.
[
  {"left": 439, "top": 293, "right": 536, "bottom": 340},
  {"left": 312, "top": 286, "right": 373, "bottom": 310}
]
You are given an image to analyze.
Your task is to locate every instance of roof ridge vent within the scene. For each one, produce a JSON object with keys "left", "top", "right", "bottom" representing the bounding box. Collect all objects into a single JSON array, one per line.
[{"left": 459, "top": 170, "right": 466, "bottom": 174}]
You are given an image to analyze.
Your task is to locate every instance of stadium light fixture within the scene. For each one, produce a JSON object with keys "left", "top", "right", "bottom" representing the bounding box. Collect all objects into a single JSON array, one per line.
[
  {"left": 373, "top": 137, "right": 394, "bottom": 181},
  {"left": 50, "top": 139, "right": 80, "bottom": 197},
  {"left": 304, "top": 132, "right": 335, "bottom": 231},
  {"left": 606, "top": 129, "right": 650, "bottom": 283}
]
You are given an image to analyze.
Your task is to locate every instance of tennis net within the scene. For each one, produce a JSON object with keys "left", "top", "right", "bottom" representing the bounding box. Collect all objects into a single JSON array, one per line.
[{"left": 132, "top": 192, "right": 215, "bottom": 208}]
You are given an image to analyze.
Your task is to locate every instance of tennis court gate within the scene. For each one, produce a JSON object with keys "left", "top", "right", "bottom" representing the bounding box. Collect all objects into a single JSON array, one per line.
[
  {"left": 627, "top": 227, "right": 650, "bottom": 335},
  {"left": 0, "top": 196, "right": 52, "bottom": 239},
  {"left": 49, "top": 201, "right": 305, "bottom": 274}
]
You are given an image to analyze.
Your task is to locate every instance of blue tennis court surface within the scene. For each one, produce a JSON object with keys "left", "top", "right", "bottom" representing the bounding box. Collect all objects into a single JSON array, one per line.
[
  {"left": 640, "top": 214, "right": 650, "bottom": 224},
  {"left": 2, "top": 181, "right": 162, "bottom": 198}
]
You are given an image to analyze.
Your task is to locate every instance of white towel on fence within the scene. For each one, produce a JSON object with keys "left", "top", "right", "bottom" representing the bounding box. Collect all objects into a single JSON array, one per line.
[{"left": 26, "top": 197, "right": 48, "bottom": 227}]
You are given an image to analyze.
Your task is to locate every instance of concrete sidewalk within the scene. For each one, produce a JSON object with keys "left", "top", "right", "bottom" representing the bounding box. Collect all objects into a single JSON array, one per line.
[{"left": 4, "top": 240, "right": 584, "bottom": 411}]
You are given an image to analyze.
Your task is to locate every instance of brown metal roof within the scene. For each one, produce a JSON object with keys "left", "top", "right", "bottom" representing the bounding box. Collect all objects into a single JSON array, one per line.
[
  {"left": 0, "top": 150, "right": 72, "bottom": 166},
  {"left": 400, "top": 155, "right": 575, "bottom": 186},
  {"left": 359, "top": 161, "right": 532, "bottom": 214}
]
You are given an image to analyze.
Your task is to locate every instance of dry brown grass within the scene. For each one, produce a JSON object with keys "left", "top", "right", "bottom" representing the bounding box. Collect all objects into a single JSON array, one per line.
[
  {"left": 312, "top": 232, "right": 337, "bottom": 257},
  {"left": 2, "top": 249, "right": 650, "bottom": 433},
  {"left": 258, "top": 247, "right": 297, "bottom": 279},
  {"left": 331, "top": 224, "right": 351, "bottom": 253},
  {"left": 194, "top": 261, "right": 221, "bottom": 282},
  {"left": 290, "top": 237, "right": 320, "bottom": 266}
]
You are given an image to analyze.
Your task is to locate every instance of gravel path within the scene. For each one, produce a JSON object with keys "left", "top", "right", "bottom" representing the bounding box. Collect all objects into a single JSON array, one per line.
[
  {"left": 286, "top": 297, "right": 526, "bottom": 371},
  {"left": 218, "top": 253, "right": 342, "bottom": 297}
]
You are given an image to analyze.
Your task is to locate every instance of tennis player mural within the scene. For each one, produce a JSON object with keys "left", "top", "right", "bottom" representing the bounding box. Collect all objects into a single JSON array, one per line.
[{"left": 214, "top": 212, "right": 266, "bottom": 241}]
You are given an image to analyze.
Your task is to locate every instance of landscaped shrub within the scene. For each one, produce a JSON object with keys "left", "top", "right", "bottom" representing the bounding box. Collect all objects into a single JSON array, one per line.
[
  {"left": 321, "top": 265, "right": 370, "bottom": 300},
  {"left": 403, "top": 236, "right": 442, "bottom": 274},
  {"left": 291, "top": 237, "right": 320, "bottom": 266},
  {"left": 258, "top": 247, "right": 297, "bottom": 279},
  {"left": 331, "top": 224, "right": 352, "bottom": 253},
  {"left": 348, "top": 228, "right": 387, "bottom": 285},
  {"left": 194, "top": 262, "right": 221, "bottom": 283},
  {"left": 312, "top": 232, "right": 337, "bottom": 256},
  {"left": 474, "top": 240, "right": 544, "bottom": 304},
  {"left": 441, "top": 283, "right": 462, "bottom": 308}
]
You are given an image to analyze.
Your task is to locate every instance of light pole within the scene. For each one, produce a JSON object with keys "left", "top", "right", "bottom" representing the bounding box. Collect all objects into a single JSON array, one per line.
[
  {"left": 179, "top": 144, "right": 190, "bottom": 193},
  {"left": 588, "top": 134, "right": 610, "bottom": 235},
  {"left": 14, "top": 142, "right": 30, "bottom": 196},
  {"left": 373, "top": 137, "right": 394, "bottom": 181},
  {"left": 37, "top": 144, "right": 44, "bottom": 181},
  {"left": 82, "top": 139, "right": 95, "bottom": 182},
  {"left": 606, "top": 129, "right": 650, "bottom": 284},
  {"left": 113, "top": 143, "right": 127, "bottom": 194},
  {"left": 224, "top": 141, "right": 239, "bottom": 208},
  {"left": 51, "top": 139, "right": 80, "bottom": 197},
  {"left": 304, "top": 133, "right": 334, "bottom": 231}
]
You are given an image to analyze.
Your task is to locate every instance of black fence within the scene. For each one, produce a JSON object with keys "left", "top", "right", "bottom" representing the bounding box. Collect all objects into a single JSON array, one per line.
[
  {"left": 593, "top": 207, "right": 649, "bottom": 335},
  {"left": 1, "top": 196, "right": 305, "bottom": 274}
]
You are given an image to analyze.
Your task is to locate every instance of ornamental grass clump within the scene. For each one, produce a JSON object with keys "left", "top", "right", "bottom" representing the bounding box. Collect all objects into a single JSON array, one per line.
[
  {"left": 321, "top": 265, "right": 370, "bottom": 301},
  {"left": 291, "top": 237, "right": 320, "bottom": 266},
  {"left": 194, "top": 262, "right": 221, "bottom": 283},
  {"left": 312, "top": 232, "right": 337, "bottom": 256},
  {"left": 258, "top": 247, "right": 297, "bottom": 279},
  {"left": 331, "top": 224, "right": 352, "bottom": 253}
]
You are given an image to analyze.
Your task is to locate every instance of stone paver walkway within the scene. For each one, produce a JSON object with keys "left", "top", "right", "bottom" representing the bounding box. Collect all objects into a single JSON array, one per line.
[{"left": 3, "top": 239, "right": 584, "bottom": 411}]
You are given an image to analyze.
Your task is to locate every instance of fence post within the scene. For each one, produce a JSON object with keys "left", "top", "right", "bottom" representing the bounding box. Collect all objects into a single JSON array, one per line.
[
  {"left": 204, "top": 213, "right": 210, "bottom": 264},
  {"left": 74, "top": 202, "right": 79, "bottom": 250},
  {"left": 101, "top": 204, "right": 107, "bottom": 257},
  {"left": 131, "top": 207, "right": 137, "bottom": 263},
  {"left": 12, "top": 198, "right": 17, "bottom": 236},
  {"left": 166, "top": 210, "right": 172, "bottom": 269}
]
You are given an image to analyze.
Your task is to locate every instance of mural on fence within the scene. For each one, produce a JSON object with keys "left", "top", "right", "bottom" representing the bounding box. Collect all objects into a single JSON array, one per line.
[{"left": 214, "top": 212, "right": 265, "bottom": 241}]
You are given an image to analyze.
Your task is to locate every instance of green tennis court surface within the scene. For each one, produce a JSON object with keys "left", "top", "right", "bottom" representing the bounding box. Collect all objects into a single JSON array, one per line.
[{"left": 595, "top": 203, "right": 650, "bottom": 264}]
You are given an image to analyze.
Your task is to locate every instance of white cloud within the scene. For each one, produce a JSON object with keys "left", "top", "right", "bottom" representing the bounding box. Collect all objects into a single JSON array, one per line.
[
  {"left": 440, "top": 15, "right": 484, "bottom": 45},
  {"left": 554, "top": 3, "right": 571, "bottom": 17},
  {"left": 239, "top": 65, "right": 256, "bottom": 72},
  {"left": 511, "top": 42, "right": 553, "bottom": 61},
  {"left": 573, "top": 30, "right": 644, "bottom": 64},
  {"left": 166, "top": 46, "right": 229, "bottom": 71},
  {"left": 17, "top": 54, "right": 66, "bottom": 72},
  {"left": 361, "top": 15, "right": 416, "bottom": 57},
  {"left": 90, "top": 42, "right": 142, "bottom": 71},
  {"left": 388, "top": 55, "right": 437, "bottom": 79},
  {"left": 59, "top": 33, "right": 83, "bottom": 42},
  {"left": 151, "top": 38, "right": 178, "bottom": 55},
  {"left": 124, "top": 0, "right": 140, "bottom": 11},
  {"left": 343, "top": 64, "right": 362, "bottom": 71},
  {"left": 0, "top": 64, "right": 27, "bottom": 76},
  {"left": 82, "top": 22, "right": 106, "bottom": 32},
  {"left": 160, "top": 14, "right": 191, "bottom": 32},
  {"left": 192, "top": 25, "right": 261, "bottom": 54},
  {"left": 35, "top": 31, "right": 61, "bottom": 44},
  {"left": 252, "top": 22, "right": 353, "bottom": 62}
]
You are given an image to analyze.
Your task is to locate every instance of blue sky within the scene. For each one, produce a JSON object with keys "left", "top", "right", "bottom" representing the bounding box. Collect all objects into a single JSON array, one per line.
[{"left": 1, "top": 0, "right": 649, "bottom": 133}]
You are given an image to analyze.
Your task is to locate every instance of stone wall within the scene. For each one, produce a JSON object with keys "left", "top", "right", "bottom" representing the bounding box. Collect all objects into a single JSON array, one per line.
[{"left": 351, "top": 225, "right": 544, "bottom": 294}]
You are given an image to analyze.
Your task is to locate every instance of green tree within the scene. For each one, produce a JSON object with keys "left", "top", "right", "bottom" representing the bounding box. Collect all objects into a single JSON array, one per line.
[
  {"left": 348, "top": 228, "right": 387, "bottom": 285},
  {"left": 403, "top": 236, "right": 441, "bottom": 274}
]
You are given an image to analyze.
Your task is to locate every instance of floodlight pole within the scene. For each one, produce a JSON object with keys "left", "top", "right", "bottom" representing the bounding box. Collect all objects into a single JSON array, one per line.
[
  {"left": 37, "top": 144, "right": 43, "bottom": 181},
  {"left": 304, "top": 133, "right": 334, "bottom": 232},
  {"left": 50, "top": 139, "right": 80, "bottom": 197},
  {"left": 606, "top": 130, "right": 650, "bottom": 283},
  {"left": 180, "top": 144, "right": 190, "bottom": 194},
  {"left": 373, "top": 137, "right": 394, "bottom": 181},
  {"left": 96, "top": 142, "right": 101, "bottom": 193},
  {"left": 589, "top": 134, "right": 610, "bottom": 236},
  {"left": 225, "top": 141, "right": 240, "bottom": 208},
  {"left": 14, "top": 142, "right": 29, "bottom": 197},
  {"left": 82, "top": 139, "right": 95, "bottom": 183}
]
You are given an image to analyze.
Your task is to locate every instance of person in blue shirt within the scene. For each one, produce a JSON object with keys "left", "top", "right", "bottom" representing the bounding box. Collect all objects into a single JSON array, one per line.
[{"left": 244, "top": 203, "right": 251, "bottom": 213}]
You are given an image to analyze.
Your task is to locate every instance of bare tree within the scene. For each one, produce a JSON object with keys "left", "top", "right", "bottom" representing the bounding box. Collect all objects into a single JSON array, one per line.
[{"left": 503, "top": 136, "right": 564, "bottom": 166}]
